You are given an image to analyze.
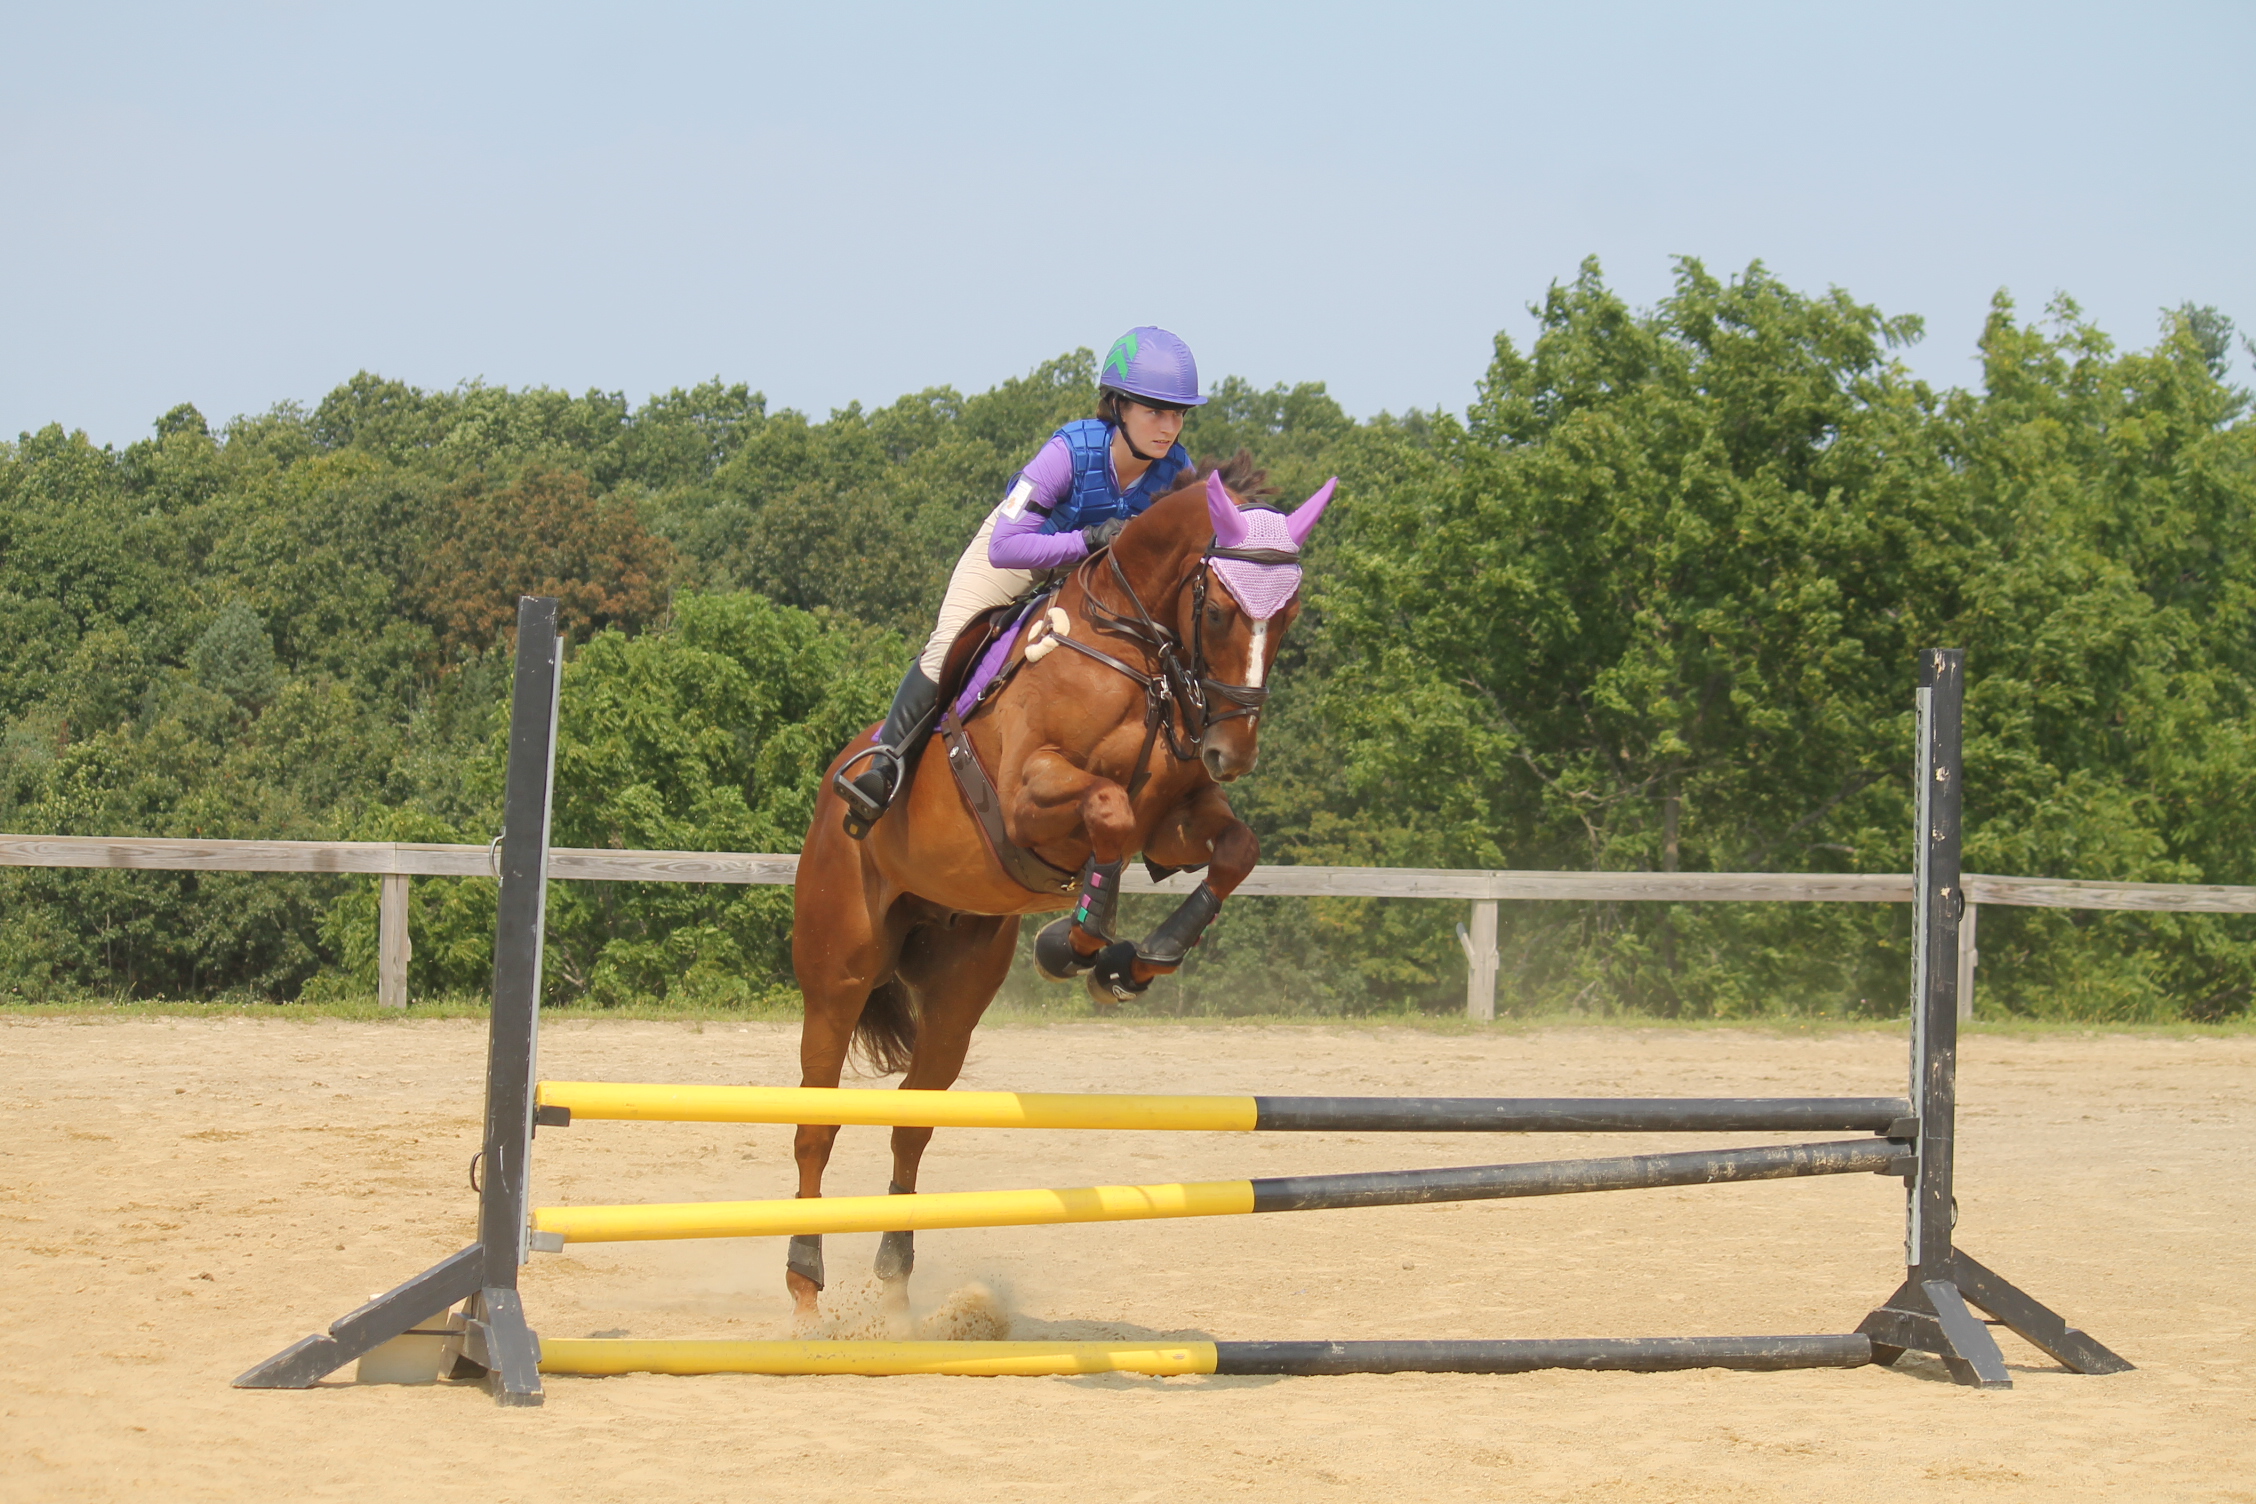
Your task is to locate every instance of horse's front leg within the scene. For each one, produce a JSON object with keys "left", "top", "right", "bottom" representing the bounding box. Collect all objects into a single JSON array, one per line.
[
  {"left": 1125, "top": 785, "right": 1258, "bottom": 988},
  {"left": 1011, "top": 750, "right": 1139, "bottom": 982}
]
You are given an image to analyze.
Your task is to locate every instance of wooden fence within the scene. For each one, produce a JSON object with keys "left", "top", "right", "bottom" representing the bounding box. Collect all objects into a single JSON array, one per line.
[{"left": 7, "top": 834, "right": 2255, "bottom": 1019}]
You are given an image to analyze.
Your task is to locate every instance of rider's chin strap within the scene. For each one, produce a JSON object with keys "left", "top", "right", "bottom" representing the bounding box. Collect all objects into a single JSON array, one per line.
[{"left": 1108, "top": 396, "right": 1173, "bottom": 464}]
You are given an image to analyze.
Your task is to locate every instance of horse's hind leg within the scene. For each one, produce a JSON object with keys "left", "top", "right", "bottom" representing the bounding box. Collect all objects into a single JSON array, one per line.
[
  {"left": 876, "top": 911, "right": 1021, "bottom": 1299},
  {"left": 786, "top": 994, "right": 857, "bottom": 1317}
]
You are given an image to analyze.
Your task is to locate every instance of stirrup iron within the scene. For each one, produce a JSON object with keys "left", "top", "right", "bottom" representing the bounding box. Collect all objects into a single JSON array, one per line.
[{"left": 835, "top": 749, "right": 899, "bottom": 840}]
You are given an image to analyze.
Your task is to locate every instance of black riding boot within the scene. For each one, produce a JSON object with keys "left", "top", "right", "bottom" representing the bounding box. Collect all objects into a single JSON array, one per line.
[{"left": 836, "top": 665, "right": 942, "bottom": 839}]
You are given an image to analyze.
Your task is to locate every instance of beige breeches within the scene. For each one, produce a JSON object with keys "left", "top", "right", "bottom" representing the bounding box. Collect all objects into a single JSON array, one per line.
[{"left": 918, "top": 510, "right": 1036, "bottom": 679}]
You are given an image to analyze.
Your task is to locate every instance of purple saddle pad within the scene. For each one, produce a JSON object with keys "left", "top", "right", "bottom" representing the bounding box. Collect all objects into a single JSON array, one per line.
[
  {"left": 869, "top": 596, "right": 1048, "bottom": 744},
  {"left": 952, "top": 595, "right": 1048, "bottom": 718}
]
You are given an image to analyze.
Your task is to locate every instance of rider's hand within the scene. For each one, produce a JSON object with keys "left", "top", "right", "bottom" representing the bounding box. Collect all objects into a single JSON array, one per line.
[{"left": 1081, "top": 517, "right": 1126, "bottom": 552}]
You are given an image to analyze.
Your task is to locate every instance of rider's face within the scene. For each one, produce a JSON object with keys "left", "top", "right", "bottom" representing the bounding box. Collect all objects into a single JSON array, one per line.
[{"left": 1117, "top": 399, "right": 1187, "bottom": 455}]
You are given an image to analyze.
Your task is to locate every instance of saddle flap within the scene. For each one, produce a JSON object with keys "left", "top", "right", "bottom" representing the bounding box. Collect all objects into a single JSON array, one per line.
[
  {"left": 936, "top": 593, "right": 1051, "bottom": 718},
  {"left": 936, "top": 601, "right": 1017, "bottom": 707}
]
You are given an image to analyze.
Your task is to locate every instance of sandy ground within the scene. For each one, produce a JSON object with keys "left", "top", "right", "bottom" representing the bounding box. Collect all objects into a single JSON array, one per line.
[{"left": 1, "top": 1015, "right": 2249, "bottom": 1504}]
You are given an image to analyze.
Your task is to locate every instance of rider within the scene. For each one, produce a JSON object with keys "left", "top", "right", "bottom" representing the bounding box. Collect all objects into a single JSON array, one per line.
[{"left": 835, "top": 326, "right": 1207, "bottom": 836}]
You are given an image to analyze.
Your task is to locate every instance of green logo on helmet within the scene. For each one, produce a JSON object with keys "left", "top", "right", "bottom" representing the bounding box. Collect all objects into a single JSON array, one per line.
[{"left": 1104, "top": 332, "right": 1139, "bottom": 383}]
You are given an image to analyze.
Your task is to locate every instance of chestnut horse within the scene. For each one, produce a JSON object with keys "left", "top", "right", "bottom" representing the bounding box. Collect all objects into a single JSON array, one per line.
[{"left": 783, "top": 459, "right": 1337, "bottom": 1315}]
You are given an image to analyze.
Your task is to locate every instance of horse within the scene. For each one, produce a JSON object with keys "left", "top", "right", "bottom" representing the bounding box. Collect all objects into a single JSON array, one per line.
[{"left": 782, "top": 456, "right": 1337, "bottom": 1315}]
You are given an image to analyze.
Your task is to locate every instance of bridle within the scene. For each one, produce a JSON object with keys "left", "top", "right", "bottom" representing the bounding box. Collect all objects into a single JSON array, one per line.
[{"left": 1049, "top": 536, "right": 1291, "bottom": 798}]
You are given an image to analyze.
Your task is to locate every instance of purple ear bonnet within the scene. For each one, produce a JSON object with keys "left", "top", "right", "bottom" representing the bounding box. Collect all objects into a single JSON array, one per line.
[
  {"left": 1205, "top": 470, "right": 1249, "bottom": 546},
  {"left": 1207, "top": 476, "right": 1339, "bottom": 621}
]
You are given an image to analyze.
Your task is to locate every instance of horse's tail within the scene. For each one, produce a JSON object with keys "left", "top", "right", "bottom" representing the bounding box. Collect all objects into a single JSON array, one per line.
[{"left": 851, "top": 977, "right": 919, "bottom": 1076}]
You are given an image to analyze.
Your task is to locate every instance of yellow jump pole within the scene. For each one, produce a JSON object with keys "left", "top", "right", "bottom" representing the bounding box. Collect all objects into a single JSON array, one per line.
[
  {"left": 529, "top": 1140, "right": 1903, "bottom": 1246},
  {"left": 534, "top": 1179, "right": 1257, "bottom": 1244},
  {"left": 532, "top": 1083, "right": 1915, "bottom": 1134},
  {"left": 535, "top": 1335, "right": 1879, "bottom": 1379},
  {"left": 538, "top": 1339, "right": 1219, "bottom": 1378},
  {"left": 537, "top": 1083, "right": 1257, "bottom": 1131}
]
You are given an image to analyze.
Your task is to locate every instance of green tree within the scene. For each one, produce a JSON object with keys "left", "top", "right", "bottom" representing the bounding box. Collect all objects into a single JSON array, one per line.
[
  {"left": 318, "top": 593, "right": 897, "bottom": 1006},
  {"left": 1942, "top": 298, "right": 2256, "bottom": 1018},
  {"left": 8, "top": 311, "right": 2252, "bottom": 1021}
]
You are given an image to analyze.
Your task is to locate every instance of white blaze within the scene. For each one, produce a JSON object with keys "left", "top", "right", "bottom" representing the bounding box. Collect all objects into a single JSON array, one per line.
[{"left": 1245, "top": 619, "right": 1270, "bottom": 688}]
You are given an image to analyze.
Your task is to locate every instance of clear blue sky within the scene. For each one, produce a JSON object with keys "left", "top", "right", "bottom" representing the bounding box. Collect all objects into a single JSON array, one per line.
[{"left": 5, "top": 1, "right": 2249, "bottom": 446}]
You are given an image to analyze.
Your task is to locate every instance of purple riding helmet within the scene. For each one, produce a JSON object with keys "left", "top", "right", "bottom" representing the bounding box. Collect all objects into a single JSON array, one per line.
[
  {"left": 1101, "top": 327, "right": 1208, "bottom": 408},
  {"left": 1205, "top": 470, "right": 1339, "bottom": 620}
]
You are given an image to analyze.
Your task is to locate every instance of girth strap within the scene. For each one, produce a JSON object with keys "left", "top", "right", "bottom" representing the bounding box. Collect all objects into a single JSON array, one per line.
[{"left": 938, "top": 709, "right": 1080, "bottom": 896}]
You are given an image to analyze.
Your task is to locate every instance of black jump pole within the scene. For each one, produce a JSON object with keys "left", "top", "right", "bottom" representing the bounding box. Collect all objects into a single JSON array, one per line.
[
  {"left": 1213, "top": 1335, "right": 1873, "bottom": 1375},
  {"left": 1247, "top": 1137, "right": 1905, "bottom": 1214},
  {"left": 1248, "top": 1097, "right": 1912, "bottom": 1134}
]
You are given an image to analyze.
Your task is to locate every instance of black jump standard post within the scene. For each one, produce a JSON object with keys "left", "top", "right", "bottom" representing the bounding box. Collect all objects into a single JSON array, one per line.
[
  {"left": 1850, "top": 649, "right": 2130, "bottom": 1388},
  {"left": 234, "top": 595, "right": 563, "bottom": 1406}
]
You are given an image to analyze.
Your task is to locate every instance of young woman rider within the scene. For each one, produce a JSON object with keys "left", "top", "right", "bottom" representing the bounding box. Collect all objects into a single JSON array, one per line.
[{"left": 835, "top": 326, "right": 1207, "bottom": 836}]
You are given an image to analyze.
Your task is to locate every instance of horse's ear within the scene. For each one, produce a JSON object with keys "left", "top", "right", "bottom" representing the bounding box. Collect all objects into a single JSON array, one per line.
[
  {"left": 1285, "top": 477, "right": 1338, "bottom": 548},
  {"left": 1207, "top": 470, "right": 1251, "bottom": 547}
]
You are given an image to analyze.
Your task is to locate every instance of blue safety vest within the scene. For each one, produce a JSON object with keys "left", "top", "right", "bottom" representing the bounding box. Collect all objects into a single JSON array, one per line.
[{"left": 1039, "top": 419, "right": 1191, "bottom": 534}]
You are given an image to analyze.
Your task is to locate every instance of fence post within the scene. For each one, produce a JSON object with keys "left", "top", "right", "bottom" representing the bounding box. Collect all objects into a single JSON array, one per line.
[
  {"left": 1955, "top": 901, "right": 1977, "bottom": 1023},
  {"left": 379, "top": 874, "right": 411, "bottom": 1010},
  {"left": 1459, "top": 899, "right": 1499, "bottom": 1022}
]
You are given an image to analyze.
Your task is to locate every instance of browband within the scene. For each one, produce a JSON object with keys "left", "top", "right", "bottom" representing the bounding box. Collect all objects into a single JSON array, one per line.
[{"left": 1207, "top": 545, "right": 1302, "bottom": 566}]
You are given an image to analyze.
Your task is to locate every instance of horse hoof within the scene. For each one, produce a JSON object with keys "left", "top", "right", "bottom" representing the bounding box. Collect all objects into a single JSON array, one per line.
[
  {"left": 874, "top": 1228, "right": 915, "bottom": 1282},
  {"left": 1035, "top": 918, "right": 1095, "bottom": 981},
  {"left": 1085, "top": 941, "right": 1149, "bottom": 1005}
]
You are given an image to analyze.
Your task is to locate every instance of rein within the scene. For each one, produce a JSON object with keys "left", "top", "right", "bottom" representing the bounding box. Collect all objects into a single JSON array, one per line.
[{"left": 1051, "top": 541, "right": 1279, "bottom": 798}]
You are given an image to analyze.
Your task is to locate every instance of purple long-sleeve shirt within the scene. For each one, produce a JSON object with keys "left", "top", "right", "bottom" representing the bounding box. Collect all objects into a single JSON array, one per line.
[{"left": 986, "top": 436, "right": 1086, "bottom": 572}]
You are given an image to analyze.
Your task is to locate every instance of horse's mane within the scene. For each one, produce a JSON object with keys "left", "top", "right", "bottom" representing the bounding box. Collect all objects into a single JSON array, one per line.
[
  {"left": 1114, "top": 448, "right": 1280, "bottom": 566},
  {"left": 1164, "top": 448, "right": 1278, "bottom": 508}
]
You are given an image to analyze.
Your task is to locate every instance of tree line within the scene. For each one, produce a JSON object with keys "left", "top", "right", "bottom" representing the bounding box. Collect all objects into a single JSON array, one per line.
[{"left": 3, "top": 258, "right": 2251, "bottom": 1020}]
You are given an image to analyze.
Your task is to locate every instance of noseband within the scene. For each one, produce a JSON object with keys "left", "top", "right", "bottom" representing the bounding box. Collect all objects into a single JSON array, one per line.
[{"left": 1050, "top": 542, "right": 1284, "bottom": 797}]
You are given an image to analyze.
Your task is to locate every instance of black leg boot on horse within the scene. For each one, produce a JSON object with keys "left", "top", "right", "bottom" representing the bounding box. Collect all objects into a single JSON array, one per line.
[
  {"left": 1093, "top": 879, "right": 1227, "bottom": 1006},
  {"left": 873, "top": 1180, "right": 915, "bottom": 1324},
  {"left": 835, "top": 665, "right": 942, "bottom": 839},
  {"left": 1039, "top": 859, "right": 1228, "bottom": 1007},
  {"left": 1035, "top": 857, "right": 1129, "bottom": 989}
]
